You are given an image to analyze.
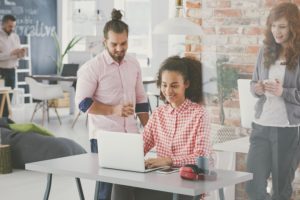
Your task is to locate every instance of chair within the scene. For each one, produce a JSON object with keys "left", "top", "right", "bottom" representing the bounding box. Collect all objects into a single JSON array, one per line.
[
  {"left": 237, "top": 79, "right": 256, "bottom": 129},
  {"left": 71, "top": 111, "right": 88, "bottom": 129},
  {"left": 59, "top": 64, "right": 79, "bottom": 115},
  {"left": 25, "top": 77, "right": 64, "bottom": 125},
  {"left": 146, "top": 91, "right": 160, "bottom": 114}
]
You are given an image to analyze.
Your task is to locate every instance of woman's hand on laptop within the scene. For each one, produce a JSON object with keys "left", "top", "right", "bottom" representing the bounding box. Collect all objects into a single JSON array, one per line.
[{"left": 145, "top": 157, "right": 172, "bottom": 168}]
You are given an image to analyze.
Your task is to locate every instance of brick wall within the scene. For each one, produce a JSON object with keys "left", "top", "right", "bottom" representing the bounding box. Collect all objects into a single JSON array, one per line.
[
  {"left": 184, "top": 1, "right": 300, "bottom": 199},
  {"left": 185, "top": 0, "right": 300, "bottom": 127}
]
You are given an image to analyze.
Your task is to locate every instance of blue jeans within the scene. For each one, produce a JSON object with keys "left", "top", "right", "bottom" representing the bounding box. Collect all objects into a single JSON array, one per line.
[{"left": 91, "top": 139, "right": 112, "bottom": 200}]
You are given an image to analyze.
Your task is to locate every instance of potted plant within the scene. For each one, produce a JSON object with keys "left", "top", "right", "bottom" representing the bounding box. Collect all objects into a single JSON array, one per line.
[
  {"left": 216, "top": 56, "right": 238, "bottom": 125},
  {"left": 52, "top": 32, "right": 82, "bottom": 75}
]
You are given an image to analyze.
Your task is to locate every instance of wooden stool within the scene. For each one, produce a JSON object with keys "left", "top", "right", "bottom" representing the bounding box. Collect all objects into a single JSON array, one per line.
[
  {"left": 0, "top": 87, "right": 13, "bottom": 118},
  {"left": 0, "top": 144, "right": 12, "bottom": 174}
]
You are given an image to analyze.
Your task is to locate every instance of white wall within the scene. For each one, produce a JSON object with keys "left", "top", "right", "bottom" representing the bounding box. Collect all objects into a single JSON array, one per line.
[
  {"left": 57, "top": 0, "right": 168, "bottom": 83},
  {"left": 146, "top": 0, "right": 169, "bottom": 78},
  {"left": 57, "top": 0, "right": 67, "bottom": 51}
]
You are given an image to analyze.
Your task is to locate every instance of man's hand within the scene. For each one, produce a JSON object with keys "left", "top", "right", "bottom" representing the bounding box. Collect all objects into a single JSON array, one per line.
[
  {"left": 18, "top": 48, "right": 26, "bottom": 58},
  {"left": 10, "top": 48, "right": 25, "bottom": 58},
  {"left": 10, "top": 48, "right": 20, "bottom": 56},
  {"left": 264, "top": 79, "right": 283, "bottom": 96},
  {"left": 145, "top": 157, "right": 172, "bottom": 168},
  {"left": 112, "top": 104, "right": 134, "bottom": 117},
  {"left": 254, "top": 81, "right": 265, "bottom": 95}
]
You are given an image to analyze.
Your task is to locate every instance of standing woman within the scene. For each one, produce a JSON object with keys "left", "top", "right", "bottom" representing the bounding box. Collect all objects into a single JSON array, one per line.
[{"left": 246, "top": 2, "right": 300, "bottom": 200}]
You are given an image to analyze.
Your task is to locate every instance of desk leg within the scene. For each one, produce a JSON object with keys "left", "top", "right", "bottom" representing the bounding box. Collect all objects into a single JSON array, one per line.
[
  {"left": 75, "top": 177, "right": 85, "bottom": 200},
  {"left": 219, "top": 188, "right": 225, "bottom": 200},
  {"left": 173, "top": 194, "right": 202, "bottom": 200},
  {"left": 43, "top": 173, "right": 52, "bottom": 200},
  {"left": 94, "top": 181, "right": 100, "bottom": 200},
  {"left": 0, "top": 93, "right": 6, "bottom": 117},
  {"left": 192, "top": 195, "right": 201, "bottom": 200},
  {"left": 172, "top": 193, "right": 179, "bottom": 200}
]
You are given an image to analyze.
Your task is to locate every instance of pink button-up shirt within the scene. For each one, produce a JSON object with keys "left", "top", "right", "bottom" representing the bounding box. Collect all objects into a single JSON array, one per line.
[{"left": 75, "top": 50, "right": 148, "bottom": 139}]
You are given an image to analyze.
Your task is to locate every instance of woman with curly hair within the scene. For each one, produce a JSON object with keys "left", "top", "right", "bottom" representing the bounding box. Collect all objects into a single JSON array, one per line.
[
  {"left": 246, "top": 2, "right": 300, "bottom": 200},
  {"left": 111, "top": 56, "right": 210, "bottom": 200}
]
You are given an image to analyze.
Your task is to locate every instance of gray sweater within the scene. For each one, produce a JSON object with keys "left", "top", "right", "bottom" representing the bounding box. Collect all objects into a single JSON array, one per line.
[{"left": 251, "top": 47, "right": 300, "bottom": 125}]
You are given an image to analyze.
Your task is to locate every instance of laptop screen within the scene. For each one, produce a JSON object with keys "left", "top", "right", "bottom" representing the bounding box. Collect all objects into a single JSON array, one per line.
[
  {"left": 97, "top": 131, "right": 146, "bottom": 172},
  {"left": 61, "top": 64, "right": 79, "bottom": 77}
]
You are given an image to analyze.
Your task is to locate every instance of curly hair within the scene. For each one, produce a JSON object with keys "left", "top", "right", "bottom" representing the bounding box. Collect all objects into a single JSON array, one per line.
[
  {"left": 103, "top": 9, "right": 129, "bottom": 38},
  {"left": 263, "top": 2, "right": 300, "bottom": 70},
  {"left": 156, "top": 56, "right": 203, "bottom": 104}
]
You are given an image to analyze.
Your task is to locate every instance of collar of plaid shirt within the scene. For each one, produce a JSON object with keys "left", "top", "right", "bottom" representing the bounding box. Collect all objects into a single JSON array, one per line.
[{"left": 166, "top": 99, "right": 191, "bottom": 114}]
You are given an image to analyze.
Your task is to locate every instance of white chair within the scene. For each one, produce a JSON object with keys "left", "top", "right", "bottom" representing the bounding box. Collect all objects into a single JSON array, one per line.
[
  {"left": 58, "top": 81, "right": 75, "bottom": 115},
  {"left": 237, "top": 79, "right": 256, "bottom": 129},
  {"left": 71, "top": 111, "right": 88, "bottom": 129},
  {"left": 25, "top": 77, "right": 64, "bottom": 125}
]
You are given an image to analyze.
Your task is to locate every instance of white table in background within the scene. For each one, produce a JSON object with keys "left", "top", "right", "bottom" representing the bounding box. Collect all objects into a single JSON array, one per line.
[
  {"left": 213, "top": 137, "right": 250, "bottom": 199},
  {"left": 213, "top": 136, "right": 250, "bottom": 154},
  {"left": 25, "top": 153, "right": 252, "bottom": 200}
]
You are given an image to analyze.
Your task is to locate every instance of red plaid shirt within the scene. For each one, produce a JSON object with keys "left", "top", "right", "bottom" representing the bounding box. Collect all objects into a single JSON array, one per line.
[{"left": 143, "top": 99, "right": 211, "bottom": 167}]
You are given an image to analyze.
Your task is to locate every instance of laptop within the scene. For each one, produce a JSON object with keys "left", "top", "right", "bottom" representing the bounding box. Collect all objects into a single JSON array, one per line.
[
  {"left": 96, "top": 131, "right": 164, "bottom": 173},
  {"left": 61, "top": 64, "right": 79, "bottom": 77}
]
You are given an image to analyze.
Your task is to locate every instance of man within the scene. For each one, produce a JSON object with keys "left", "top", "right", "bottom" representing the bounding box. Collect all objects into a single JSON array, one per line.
[
  {"left": 0, "top": 15, "right": 25, "bottom": 117},
  {"left": 75, "top": 9, "right": 149, "bottom": 200}
]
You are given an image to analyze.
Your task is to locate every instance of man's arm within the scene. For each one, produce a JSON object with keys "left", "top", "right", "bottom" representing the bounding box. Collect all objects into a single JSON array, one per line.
[
  {"left": 0, "top": 34, "right": 23, "bottom": 61},
  {"left": 137, "top": 112, "right": 149, "bottom": 127},
  {"left": 0, "top": 48, "right": 25, "bottom": 61},
  {"left": 88, "top": 100, "right": 134, "bottom": 117},
  {"left": 0, "top": 49, "right": 18, "bottom": 61}
]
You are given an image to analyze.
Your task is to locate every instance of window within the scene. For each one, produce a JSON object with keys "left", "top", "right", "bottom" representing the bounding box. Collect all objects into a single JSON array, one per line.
[
  {"left": 63, "top": 0, "right": 158, "bottom": 68},
  {"left": 67, "top": 0, "right": 105, "bottom": 52},
  {"left": 115, "top": 0, "right": 151, "bottom": 67}
]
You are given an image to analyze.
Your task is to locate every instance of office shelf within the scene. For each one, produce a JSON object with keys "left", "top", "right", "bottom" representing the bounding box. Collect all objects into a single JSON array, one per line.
[
  {"left": 15, "top": 35, "right": 32, "bottom": 103},
  {"left": 16, "top": 69, "right": 30, "bottom": 73}
]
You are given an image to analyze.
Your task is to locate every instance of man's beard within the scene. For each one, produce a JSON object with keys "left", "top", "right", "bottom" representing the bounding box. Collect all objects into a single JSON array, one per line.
[
  {"left": 109, "top": 51, "right": 125, "bottom": 63},
  {"left": 3, "top": 29, "right": 12, "bottom": 35}
]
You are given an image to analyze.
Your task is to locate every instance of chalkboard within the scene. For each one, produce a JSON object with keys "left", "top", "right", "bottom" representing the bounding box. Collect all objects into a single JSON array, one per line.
[{"left": 0, "top": 0, "right": 57, "bottom": 75}]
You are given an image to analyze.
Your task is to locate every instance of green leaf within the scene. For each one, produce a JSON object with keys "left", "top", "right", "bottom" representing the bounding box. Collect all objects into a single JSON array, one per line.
[{"left": 51, "top": 33, "right": 82, "bottom": 75}]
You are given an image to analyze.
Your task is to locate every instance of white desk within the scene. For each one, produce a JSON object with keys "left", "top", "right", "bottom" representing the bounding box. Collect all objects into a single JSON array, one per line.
[
  {"left": 213, "top": 136, "right": 250, "bottom": 154},
  {"left": 26, "top": 153, "right": 252, "bottom": 200},
  {"left": 213, "top": 137, "right": 250, "bottom": 199}
]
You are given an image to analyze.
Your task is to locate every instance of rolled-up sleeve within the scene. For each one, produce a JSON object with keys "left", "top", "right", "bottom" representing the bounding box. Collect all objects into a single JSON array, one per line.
[{"left": 75, "top": 62, "right": 99, "bottom": 107}]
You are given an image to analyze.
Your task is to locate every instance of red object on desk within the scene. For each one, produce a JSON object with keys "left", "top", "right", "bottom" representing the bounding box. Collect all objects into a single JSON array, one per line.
[
  {"left": 180, "top": 166, "right": 200, "bottom": 180},
  {"left": 180, "top": 166, "right": 217, "bottom": 181}
]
